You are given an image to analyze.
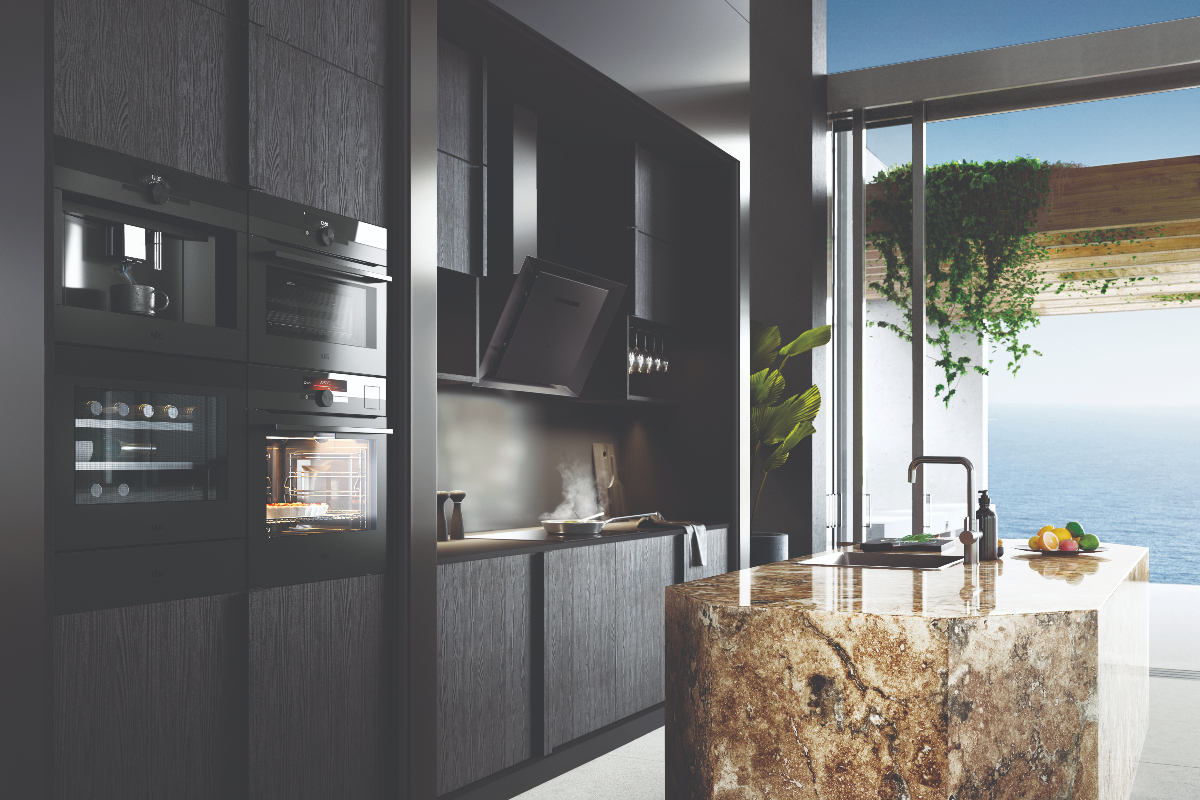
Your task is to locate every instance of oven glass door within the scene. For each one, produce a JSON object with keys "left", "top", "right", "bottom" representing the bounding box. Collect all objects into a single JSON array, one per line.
[
  {"left": 249, "top": 243, "right": 386, "bottom": 376},
  {"left": 265, "top": 266, "right": 372, "bottom": 348},
  {"left": 74, "top": 386, "right": 228, "bottom": 505},
  {"left": 264, "top": 434, "right": 377, "bottom": 536}
]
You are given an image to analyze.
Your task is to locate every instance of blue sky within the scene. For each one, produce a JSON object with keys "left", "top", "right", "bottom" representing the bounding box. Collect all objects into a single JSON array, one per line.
[{"left": 831, "top": 1, "right": 1200, "bottom": 407}]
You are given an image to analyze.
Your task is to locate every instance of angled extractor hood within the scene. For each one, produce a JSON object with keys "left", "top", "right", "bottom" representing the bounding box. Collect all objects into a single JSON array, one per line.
[{"left": 476, "top": 257, "right": 626, "bottom": 396}]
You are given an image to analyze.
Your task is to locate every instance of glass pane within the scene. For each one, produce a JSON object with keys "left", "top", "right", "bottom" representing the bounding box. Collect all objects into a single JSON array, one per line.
[
  {"left": 829, "top": 4, "right": 1195, "bottom": 72},
  {"left": 265, "top": 436, "right": 376, "bottom": 536},
  {"left": 861, "top": 122, "right": 917, "bottom": 540},
  {"left": 265, "top": 266, "right": 370, "bottom": 347},
  {"left": 927, "top": 89, "right": 1200, "bottom": 584},
  {"left": 74, "top": 387, "right": 227, "bottom": 504}
]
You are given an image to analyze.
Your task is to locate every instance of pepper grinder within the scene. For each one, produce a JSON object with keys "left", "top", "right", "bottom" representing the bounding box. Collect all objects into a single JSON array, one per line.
[
  {"left": 448, "top": 490, "right": 466, "bottom": 540},
  {"left": 436, "top": 491, "right": 451, "bottom": 542}
]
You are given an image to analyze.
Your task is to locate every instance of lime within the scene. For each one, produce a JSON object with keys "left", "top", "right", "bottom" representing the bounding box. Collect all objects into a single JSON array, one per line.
[
  {"left": 1079, "top": 533, "right": 1100, "bottom": 551},
  {"left": 1066, "top": 521, "right": 1085, "bottom": 538}
]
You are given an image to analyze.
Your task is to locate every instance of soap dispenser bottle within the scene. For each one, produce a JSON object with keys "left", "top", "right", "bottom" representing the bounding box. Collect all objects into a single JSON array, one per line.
[{"left": 977, "top": 489, "right": 999, "bottom": 560}]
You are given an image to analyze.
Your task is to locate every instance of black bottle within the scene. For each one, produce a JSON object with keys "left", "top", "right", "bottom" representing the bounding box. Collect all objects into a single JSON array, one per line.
[{"left": 977, "top": 489, "right": 999, "bottom": 560}]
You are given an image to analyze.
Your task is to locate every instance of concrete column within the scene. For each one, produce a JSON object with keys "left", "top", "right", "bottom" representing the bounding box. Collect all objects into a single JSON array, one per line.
[{"left": 749, "top": 0, "right": 829, "bottom": 556}]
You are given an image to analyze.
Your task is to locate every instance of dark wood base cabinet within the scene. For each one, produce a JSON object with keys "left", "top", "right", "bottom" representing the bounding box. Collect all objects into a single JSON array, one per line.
[
  {"left": 248, "top": 575, "right": 385, "bottom": 800},
  {"left": 436, "top": 528, "right": 729, "bottom": 797},
  {"left": 52, "top": 594, "right": 248, "bottom": 800},
  {"left": 437, "top": 557, "right": 533, "bottom": 795}
]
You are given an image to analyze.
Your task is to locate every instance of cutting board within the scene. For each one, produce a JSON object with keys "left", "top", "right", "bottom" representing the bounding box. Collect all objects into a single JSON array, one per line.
[{"left": 592, "top": 442, "right": 626, "bottom": 517}]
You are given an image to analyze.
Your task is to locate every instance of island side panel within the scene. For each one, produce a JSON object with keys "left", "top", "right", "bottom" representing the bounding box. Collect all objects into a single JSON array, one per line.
[
  {"left": 946, "top": 610, "right": 1100, "bottom": 800},
  {"left": 1097, "top": 552, "right": 1149, "bottom": 800},
  {"left": 666, "top": 588, "right": 951, "bottom": 800}
]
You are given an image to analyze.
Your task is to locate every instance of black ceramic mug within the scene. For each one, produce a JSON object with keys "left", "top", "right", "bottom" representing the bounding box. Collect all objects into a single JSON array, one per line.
[{"left": 110, "top": 283, "right": 169, "bottom": 316}]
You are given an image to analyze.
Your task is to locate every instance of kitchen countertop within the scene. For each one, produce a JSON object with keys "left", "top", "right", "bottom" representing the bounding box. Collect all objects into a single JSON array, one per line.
[
  {"left": 437, "top": 522, "right": 728, "bottom": 564},
  {"left": 666, "top": 543, "right": 1150, "bottom": 800},
  {"left": 669, "top": 540, "right": 1148, "bottom": 617}
]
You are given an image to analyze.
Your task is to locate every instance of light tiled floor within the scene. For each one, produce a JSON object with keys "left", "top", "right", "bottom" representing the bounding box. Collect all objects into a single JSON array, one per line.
[{"left": 516, "top": 583, "right": 1200, "bottom": 799}]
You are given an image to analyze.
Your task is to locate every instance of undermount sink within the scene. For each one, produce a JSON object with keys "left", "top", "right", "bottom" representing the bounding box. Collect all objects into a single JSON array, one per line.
[{"left": 795, "top": 551, "right": 964, "bottom": 571}]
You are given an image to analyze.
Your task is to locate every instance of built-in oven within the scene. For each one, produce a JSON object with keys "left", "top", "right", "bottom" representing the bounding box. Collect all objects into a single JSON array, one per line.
[
  {"left": 248, "top": 193, "right": 388, "bottom": 377},
  {"left": 53, "top": 344, "right": 247, "bottom": 552},
  {"left": 53, "top": 138, "right": 247, "bottom": 361},
  {"left": 248, "top": 365, "right": 388, "bottom": 587}
]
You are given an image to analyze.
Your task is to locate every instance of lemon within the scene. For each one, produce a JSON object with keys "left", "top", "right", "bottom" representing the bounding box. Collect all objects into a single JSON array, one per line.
[
  {"left": 1040, "top": 531, "right": 1060, "bottom": 550},
  {"left": 1079, "top": 533, "right": 1100, "bottom": 551},
  {"left": 1052, "top": 527, "right": 1073, "bottom": 542},
  {"left": 1028, "top": 535, "right": 1043, "bottom": 551},
  {"left": 1037, "top": 525, "right": 1056, "bottom": 536},
  {"left": 1065, "top": 521, "right": 1085, "bottom": 538}
]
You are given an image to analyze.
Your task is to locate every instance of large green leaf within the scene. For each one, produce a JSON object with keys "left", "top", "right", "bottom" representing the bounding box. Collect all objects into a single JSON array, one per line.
[
  {"left": 761, "top": 446, "right": 789, "bottom": 473},
  {"left": 750, "top": 320, "right": 780, "bottom": 374},
  {"left": 755, "top": 386, "right": 819, "bottom": 446},
  {"left": 761, "top": 419, "right": 817, "bottom": 473},
  {"left": 779, "top": 324, "right": 832, "bottom": 357},
  {"left": 750, "top": 368, "right": 786, "bottom": 408}
]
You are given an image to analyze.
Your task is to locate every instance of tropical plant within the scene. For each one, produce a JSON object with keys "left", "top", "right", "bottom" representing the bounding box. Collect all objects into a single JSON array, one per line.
[
  {"left": 750, "top": 321, "right": 831, "bottom": 528},
  {"left": 867, "top": 157, "right": 1054, "bottom": 404}
]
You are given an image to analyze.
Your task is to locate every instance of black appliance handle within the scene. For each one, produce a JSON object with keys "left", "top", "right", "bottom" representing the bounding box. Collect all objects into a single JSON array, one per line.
[
  {"left": 267, "top": 250, "right": 392, "bottom": 282},
  {"left": 268, "top": 424, "right": 393, "bottom": 435}
]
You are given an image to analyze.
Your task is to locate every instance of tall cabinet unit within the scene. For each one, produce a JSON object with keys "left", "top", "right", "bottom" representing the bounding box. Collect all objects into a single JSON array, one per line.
[
  {"left": 246, "top": 1, "right": 390, "bottom": 797},
  {"left": 48, "top": 0, "right": 395, "bottom": 797}
]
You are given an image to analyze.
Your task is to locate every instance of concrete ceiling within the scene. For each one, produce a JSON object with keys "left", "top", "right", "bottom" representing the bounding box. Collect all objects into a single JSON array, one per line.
[{"left": 490, "top": 0, "right": 749, "bottom": 95}]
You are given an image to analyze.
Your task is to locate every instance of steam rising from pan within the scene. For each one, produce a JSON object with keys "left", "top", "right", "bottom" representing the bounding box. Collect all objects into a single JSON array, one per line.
[{"left": 540, "top": 460, "right": 600, "bottom": 521}]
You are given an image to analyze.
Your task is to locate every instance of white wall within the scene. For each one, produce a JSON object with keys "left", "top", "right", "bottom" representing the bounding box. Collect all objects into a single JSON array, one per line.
[{"left": 863, "top": 299, "right": 988, "bottom": 534}]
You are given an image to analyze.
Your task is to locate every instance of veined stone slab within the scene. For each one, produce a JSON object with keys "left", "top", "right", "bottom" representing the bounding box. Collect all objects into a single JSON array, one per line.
[{"left": 666, "top": 544, "right": 1149, "bottom": 800}]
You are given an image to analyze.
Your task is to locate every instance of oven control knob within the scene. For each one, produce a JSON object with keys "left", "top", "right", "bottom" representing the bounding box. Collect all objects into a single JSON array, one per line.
[
  {"left": 315, "top": 221, "right": 335, "bottom": 246},
  {"left": 147, "top": 175, "right": 171, "bottom": 205},
  {"left": 315, "top": 389, "right": 334, "bottom": 407}
]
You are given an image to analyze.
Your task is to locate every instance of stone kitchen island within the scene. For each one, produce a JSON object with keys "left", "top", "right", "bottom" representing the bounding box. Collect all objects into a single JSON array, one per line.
[{"left": 666, "top": 543, "right": 1149, "bottom": 800}]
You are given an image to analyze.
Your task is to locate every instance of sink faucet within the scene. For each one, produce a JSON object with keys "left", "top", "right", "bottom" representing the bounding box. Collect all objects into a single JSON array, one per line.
[{"left": 906, "top": 456, "right": 975, "bottom": 536}]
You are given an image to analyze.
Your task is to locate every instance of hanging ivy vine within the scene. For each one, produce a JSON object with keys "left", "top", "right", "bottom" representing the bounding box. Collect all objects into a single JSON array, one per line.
[{"left": 867, "top": 157, "right": 1054, "bottom": 404}]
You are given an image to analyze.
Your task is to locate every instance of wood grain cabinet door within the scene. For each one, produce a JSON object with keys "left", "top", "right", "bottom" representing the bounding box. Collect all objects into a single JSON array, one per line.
[
  {"left": 543, "top": 536, "right": 676, "bottom": 751},
  {"left": 248, "top": 27, "right": 387, "bottom": 226},
  {"left": 53, "top": 594, "right": 248, "bottom": 800},
  {"left": 436, "top": 556, "right": 532, "bottom": 795},
  {"left": 248, "top": 576, "right": 384, "bottom": 800},
  {"left": 54, "top": 0, "right": 245, "bottom": 184}
]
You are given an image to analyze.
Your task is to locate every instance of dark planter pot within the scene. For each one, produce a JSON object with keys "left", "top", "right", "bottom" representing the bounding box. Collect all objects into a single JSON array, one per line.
[{"left": 750, "top": 532, "right": 788, "bottom": 567}]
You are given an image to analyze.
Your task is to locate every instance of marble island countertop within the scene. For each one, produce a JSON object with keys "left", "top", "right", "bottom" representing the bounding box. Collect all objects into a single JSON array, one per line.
[
  {"left": 666, "top": 543, "right": 1150, "bottom": 800},
  {"left": 670, "top": 541, "right": 1149, "bottom": 618}
]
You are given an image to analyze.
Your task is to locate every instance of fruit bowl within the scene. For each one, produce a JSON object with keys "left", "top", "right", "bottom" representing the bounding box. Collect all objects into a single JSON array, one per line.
[{"left": 1014, "top": 545, "right": 1108, "bottom": 557}]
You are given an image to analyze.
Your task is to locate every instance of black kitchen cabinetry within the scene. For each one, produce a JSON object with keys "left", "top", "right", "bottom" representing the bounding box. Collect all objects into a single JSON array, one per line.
[
  {"left": 435, "top": 528, "right": 729, "bottom": 797},
  {"left": 437, "top": 556, "right": 532, "bottom": 795},
  {"left": 54, "top": 0, "right": 246, "bottom": 185},
  {"left": 53, "top": 594, "right": 248, "bottom": 800},
  {"left": 248, "top": 576, "right": 385, "bottom": 800},
  {"left": 248, "top": 28, "right": 387, "bottom": 227}
]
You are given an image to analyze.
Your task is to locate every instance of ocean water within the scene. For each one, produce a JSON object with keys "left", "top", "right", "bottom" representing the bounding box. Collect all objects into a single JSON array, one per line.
[{"left": 989, "top": 403, "right": 1200, "bottom": 585}]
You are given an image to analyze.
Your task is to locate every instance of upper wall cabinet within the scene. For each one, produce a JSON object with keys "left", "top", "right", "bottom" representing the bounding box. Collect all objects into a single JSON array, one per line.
[
  {"left": 54, "top": 0, "right": 245, "bottom": 185},
  {"left": 249, "top": 27, "right": 387, "bottom": 226},
  {"left": 249, "top": 0, "right": 387, "bottom": 86},
  {"left": 438, "top": 38, "right": 487, "bottom": 275}
]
